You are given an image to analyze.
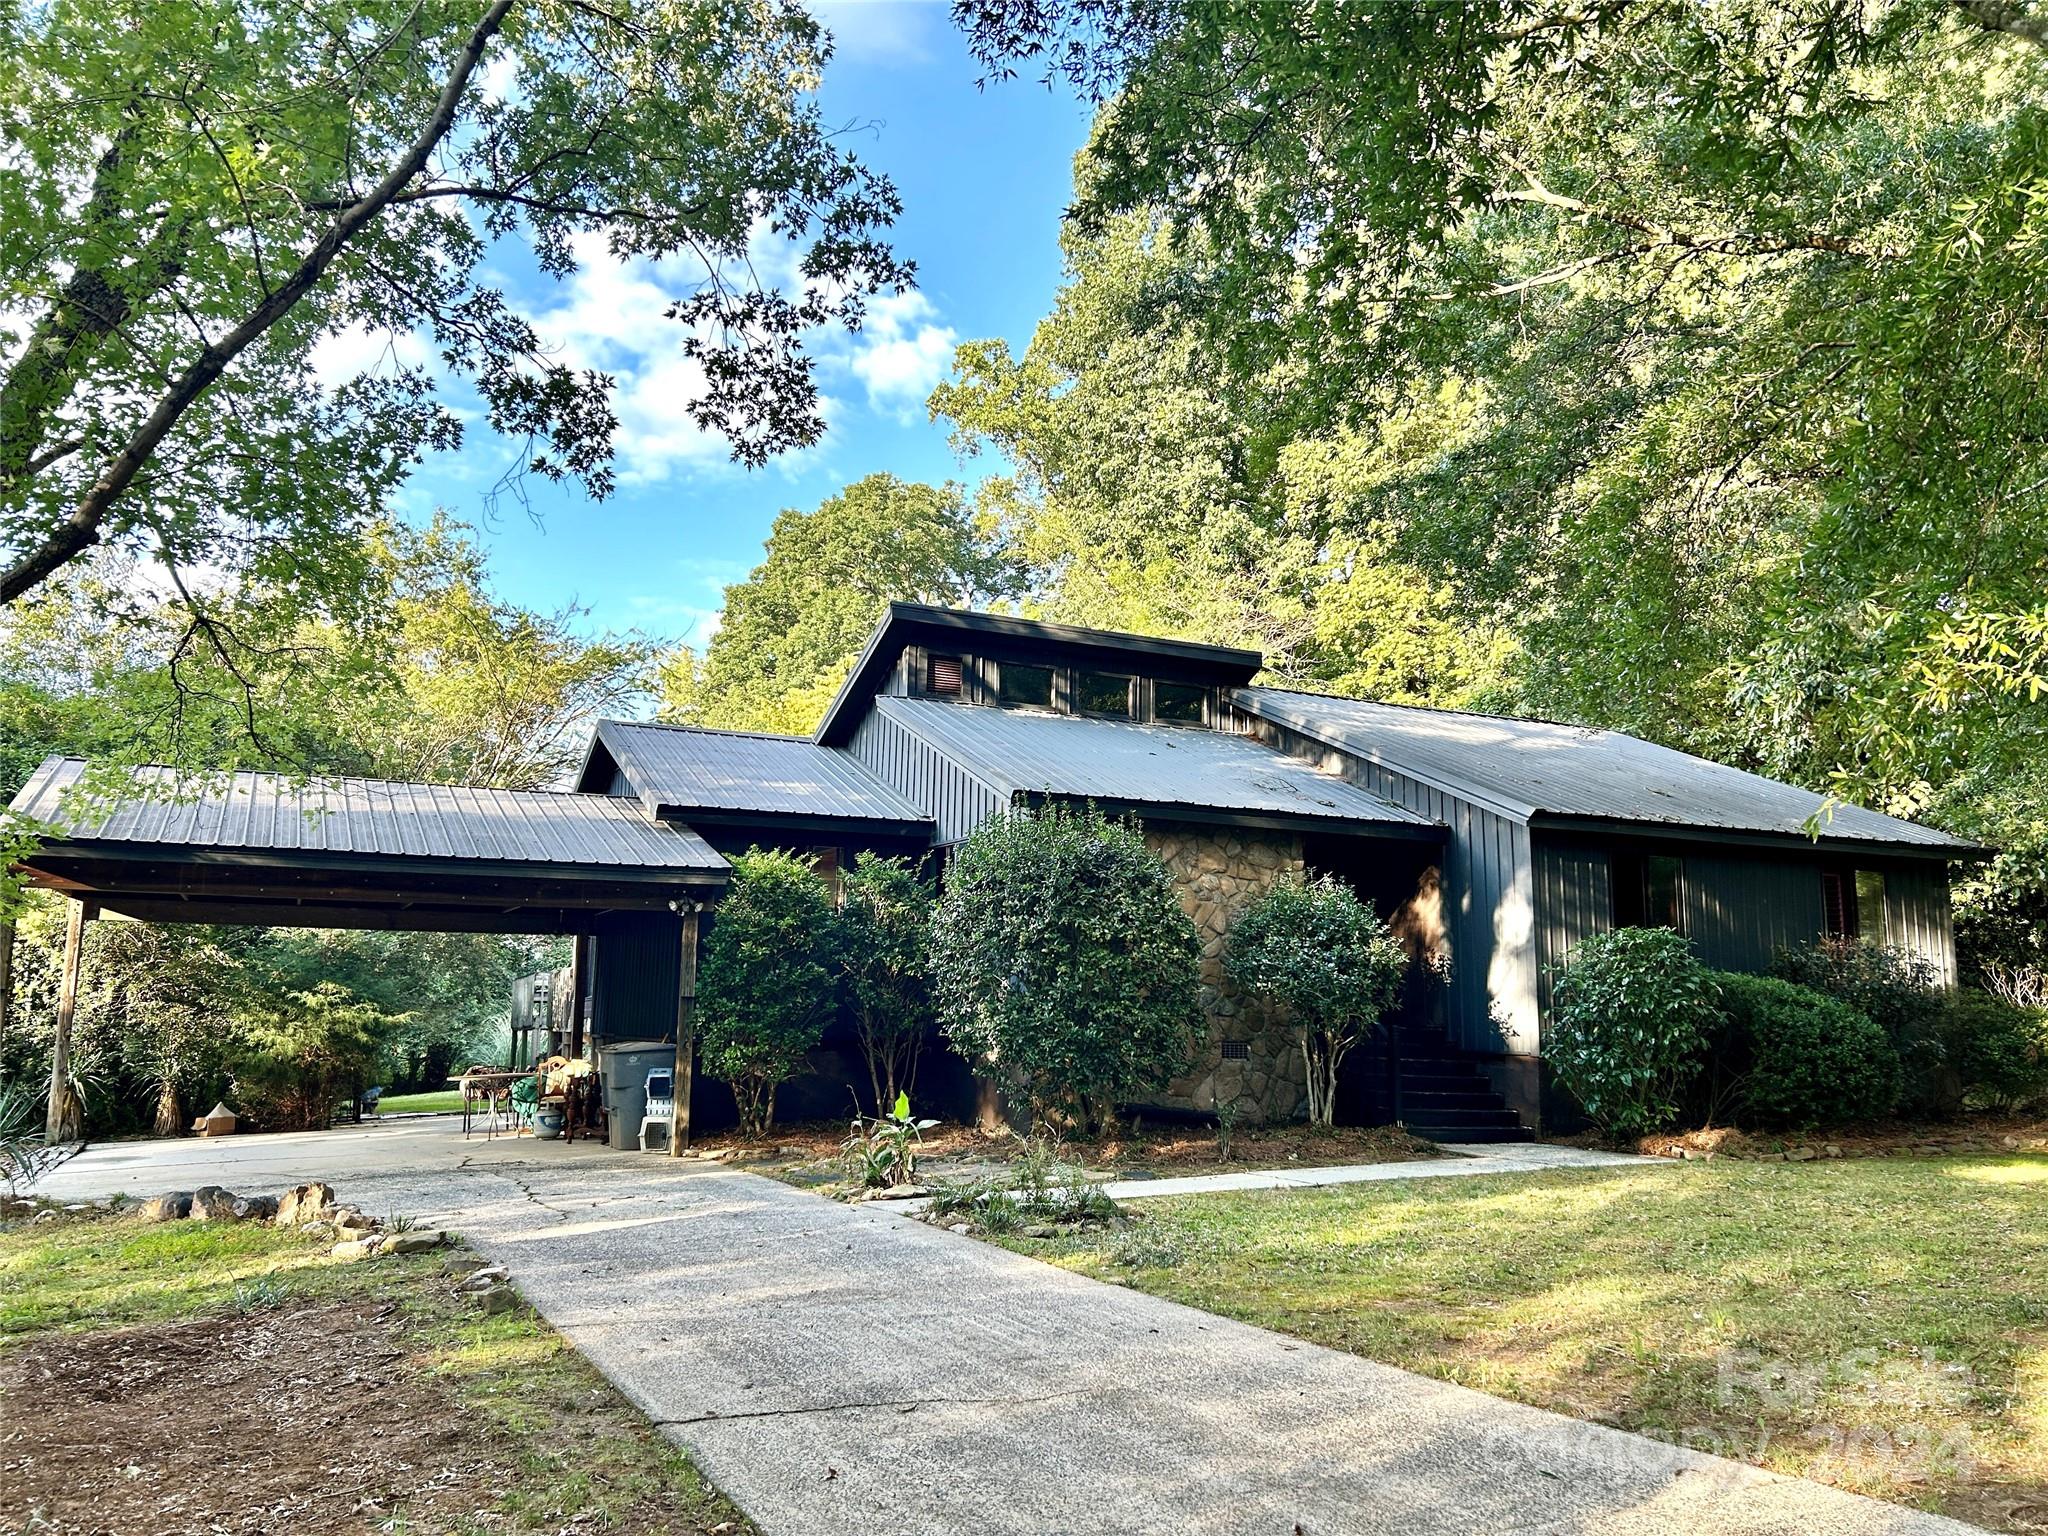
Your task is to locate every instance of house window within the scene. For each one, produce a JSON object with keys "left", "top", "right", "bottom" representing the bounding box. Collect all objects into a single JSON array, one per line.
[
  {"left": 1856, "top": 870, "right": 1887, "bottom": 942},
  {"left": 1822, "top": 869, "right": 1888, "bottom": 942},
  {"left": 1154, "top": 681, "right": 1207, "bottom": 724},
  {"left": 926, "top": 654, "right": 963, "bottom": 697},
  {"left": 1614, "top": 850, "right": 1685, "bottom": 931},
  {"left": 1078, "top": 672, "right": 1133, "bottom": 717},
  {"left": 998, "top": 662, "right": 1053, "bottom": 708}
]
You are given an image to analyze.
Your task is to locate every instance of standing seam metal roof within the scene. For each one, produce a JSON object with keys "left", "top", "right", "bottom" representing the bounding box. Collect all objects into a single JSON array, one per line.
[
  {"left": 8, "top": 756, "right": 728, "bottom": 871},
  {"left": 1235, "top": 687, "right": 1974, "bottom": 851},
  {"left": 595, "top": 720, "right": 932, "bottom": 825},
  {"left": 872, "top": 696, "right": 1439, "bottom": 829}
]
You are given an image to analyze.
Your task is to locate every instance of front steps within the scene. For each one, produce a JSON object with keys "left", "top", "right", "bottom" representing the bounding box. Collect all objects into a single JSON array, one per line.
[{"left": 1352, "top": 1024, "right": 1534, "bottom": 1144}]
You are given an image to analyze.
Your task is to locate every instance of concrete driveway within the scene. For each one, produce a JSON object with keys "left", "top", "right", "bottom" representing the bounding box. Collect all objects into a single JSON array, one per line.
[{"left": 36, "top": 1124, "right": 1987, "bottom": 1536}]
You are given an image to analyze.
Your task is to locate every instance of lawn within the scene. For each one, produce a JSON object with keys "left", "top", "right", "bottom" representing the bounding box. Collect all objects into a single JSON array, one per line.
[
  {"left": 378, "top": 1088, "right": 465, "bottom": 1114},
  {"left": 1008, "top": 1155, "right": 2048, "bottom": 1532},
  {"left": 0, "top": 1209, "right": 752, "bottom": 1534}
]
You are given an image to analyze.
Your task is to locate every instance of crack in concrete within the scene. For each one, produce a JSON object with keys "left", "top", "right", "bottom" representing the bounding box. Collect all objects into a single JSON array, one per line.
[{"left": 655, "top": 1387, "right": 1093, "bottom": 1428}]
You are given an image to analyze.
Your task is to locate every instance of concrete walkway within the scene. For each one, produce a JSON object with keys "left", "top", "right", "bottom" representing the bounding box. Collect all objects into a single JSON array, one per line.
[
  {"left": 1101, "top": 1140, "right": 1665, "bottom": 1200},
  {"left": 35, "top": 1123, "right": 1983, "bottom": 1536}
]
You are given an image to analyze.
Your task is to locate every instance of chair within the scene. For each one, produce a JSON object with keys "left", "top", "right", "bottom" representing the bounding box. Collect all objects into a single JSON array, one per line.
[{"left": 638, "top": 1067, "right": 675, "bottom": 1152}]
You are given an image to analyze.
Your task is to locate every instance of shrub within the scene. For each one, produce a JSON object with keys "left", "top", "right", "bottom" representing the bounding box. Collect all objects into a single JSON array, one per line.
[
  {"left": 1225, "top": 873, "right": 1408, "bottom": 1126},
  {"left": 1545, "top": 928, "right": 1718, "bottom": 1138},
  {"left": 835, "top": 853, "right": 937, "bottom": 1114},
  {"left": 1716, "top": 971, "right": 1900, "bottom": 1128},
  {"left": 1771, "top": 939, "right": 1949, "bottom": 1113},
  {"left": 929, "top": 802, "right": 1200, "bottom": 1132},
  {"left": 1945, "top": 990, "right": 2048, "bottom": 1110},
  {"left": 697, "top": 848, "right": 839, "bottom": 1138},
  {"left": 232, "top": 981, "right": 403, "bottom": 1131}
]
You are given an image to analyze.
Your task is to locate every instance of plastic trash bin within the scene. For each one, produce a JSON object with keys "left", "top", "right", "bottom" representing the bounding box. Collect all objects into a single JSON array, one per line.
[{"left": 598, "top": 1040, "right": 677, "bottom": 1151}]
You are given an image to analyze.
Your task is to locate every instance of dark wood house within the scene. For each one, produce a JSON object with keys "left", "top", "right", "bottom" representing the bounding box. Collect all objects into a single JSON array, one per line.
[{"left": 11, "top": 603, "right": 1979, "bottom": 1140}]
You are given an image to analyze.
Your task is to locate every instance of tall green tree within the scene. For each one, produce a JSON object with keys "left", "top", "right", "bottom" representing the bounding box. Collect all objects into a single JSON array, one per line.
[
  {"left": 659, "top": 474, "right": 1019, "bottom": 732},
  {"left": 1, "top": 0, "right": 908, "bottom": 618}
]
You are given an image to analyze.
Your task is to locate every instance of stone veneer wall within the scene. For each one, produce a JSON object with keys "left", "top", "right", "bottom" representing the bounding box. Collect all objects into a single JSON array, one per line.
[{"left": 1144, "top": 823, "right": 1308, "bottom": 1123}]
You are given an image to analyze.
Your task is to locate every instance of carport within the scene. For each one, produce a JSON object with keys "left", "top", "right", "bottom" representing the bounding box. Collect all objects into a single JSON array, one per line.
[{"left": 8, "top": 756, "right": 728, "bottom": 1146}]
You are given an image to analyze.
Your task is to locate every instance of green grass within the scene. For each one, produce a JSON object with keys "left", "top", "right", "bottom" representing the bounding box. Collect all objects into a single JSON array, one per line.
[
  {"left": 377, "top": 1089, "right": 465, "bottom": 1114},
  {"left": 0, "top": 1211, "right": 752, "bottom": 1533},
  {"left": 1006, "top": 1156, "right": 2048, "bottom": 1530}
]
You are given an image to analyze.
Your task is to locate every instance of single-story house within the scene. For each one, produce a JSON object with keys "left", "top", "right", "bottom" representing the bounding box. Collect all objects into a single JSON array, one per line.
[{"left": 10, "top": 603, "right": 1980, "bottom": 1140}]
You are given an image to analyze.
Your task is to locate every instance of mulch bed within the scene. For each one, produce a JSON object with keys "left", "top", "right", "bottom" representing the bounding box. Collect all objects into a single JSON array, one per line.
[
  {"left": 686, "top": 1117, "right": 1440, "bottom": 1180},
  {"left": 1626, "top": 1113, "right": 2048, "bottom": 1162}
]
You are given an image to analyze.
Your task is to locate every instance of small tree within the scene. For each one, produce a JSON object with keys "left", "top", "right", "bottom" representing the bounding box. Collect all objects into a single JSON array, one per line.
[
  {"left": 1547, "top": 928, "right": 1719, "bottom": 1139},
  {"left": 697, "top": 849, "right": 838, "bottom": 1138},
  {"left": 930, "top": 802, "right": 1200, "bottom": 1132},
  {"left": 232, "top": 982, "right": 403, "bottom": 1131},
  {"left": 836, "top": 853, "right": 937, "bottom": 1113},
  {"left": 1226, "top": 874, "right": 1407, "bottom": 1127}
]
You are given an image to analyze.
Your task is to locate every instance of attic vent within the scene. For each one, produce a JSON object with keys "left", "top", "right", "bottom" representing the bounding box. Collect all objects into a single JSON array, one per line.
[
  {"left": 1220, "top": 1040, "right": 1251, "bottom": 1061},
  {"left": 927, "top": 655, "right": 964, "bottom": 697}
]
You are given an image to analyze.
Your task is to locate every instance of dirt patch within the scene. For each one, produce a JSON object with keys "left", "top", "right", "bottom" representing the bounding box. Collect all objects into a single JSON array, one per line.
[
  {"left": 690, "top": 1117, "right": 1439, "bottom": 1186},
  {"left": 1625, "top": 1113, "right": 2048, "bottom": 1163},
  {"left": 0, "top": 1295, "right": 726, "bottom": 1536}
]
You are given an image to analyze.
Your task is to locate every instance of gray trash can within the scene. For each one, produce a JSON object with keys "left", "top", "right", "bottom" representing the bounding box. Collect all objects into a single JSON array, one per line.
[{"left": 598, "top": 1040, "right": 678, "bottom": 1151}]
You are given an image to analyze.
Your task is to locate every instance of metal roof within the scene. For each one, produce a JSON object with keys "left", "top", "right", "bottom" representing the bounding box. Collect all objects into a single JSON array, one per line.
[
  {"left": 873, "top": 697, "right": 1440, "bottom": 831},
  {"left": 1237, "top": 688, "right": 1976, "bottom": 852},
  {"left": 593, "top": 720, "right": 932, "bottom": 827},
  {"left": 816, "top": 603, "right": 1265, "bottom": 745},
  {"left": 8, "top": 756, "right": 728, "bottom": 871}
]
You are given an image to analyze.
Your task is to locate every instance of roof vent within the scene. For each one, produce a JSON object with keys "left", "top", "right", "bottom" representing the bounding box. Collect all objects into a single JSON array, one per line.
[{"left": 927, "top": 655, "right": 964, "bottom": 697}]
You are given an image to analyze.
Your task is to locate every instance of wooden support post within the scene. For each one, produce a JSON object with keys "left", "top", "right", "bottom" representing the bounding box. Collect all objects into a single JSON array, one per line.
[
  {"left": 668, "top": 900, "right": 702, "bottom": 1157},
  {"left": 45, "top": 900, "right": 91, "bottom": 1144}
]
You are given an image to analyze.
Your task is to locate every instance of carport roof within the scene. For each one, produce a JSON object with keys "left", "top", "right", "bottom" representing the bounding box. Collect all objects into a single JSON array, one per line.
[
  {"left": 11, "top": 756, "right": 726, "bottom": 869},
  {"left": 7, "top": 756, "right": 727, "bottom": 934}
]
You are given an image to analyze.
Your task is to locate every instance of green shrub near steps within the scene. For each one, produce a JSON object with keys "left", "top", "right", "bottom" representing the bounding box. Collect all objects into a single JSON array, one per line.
[
  {"left": 1713, "top": 971, "right": 1900, "bottom": 1128},
  {"left": 1545, "top": 928, "right": 1720, "bottom": 1138}
]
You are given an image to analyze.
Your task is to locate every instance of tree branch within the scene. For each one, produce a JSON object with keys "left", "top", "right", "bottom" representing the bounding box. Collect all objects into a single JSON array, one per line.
[
  {"left": 1953, "top": 0, "right": 2048, "bottom": 50},
  {"left": 0, "top": 0, "right": 517, "bottom": 607}
]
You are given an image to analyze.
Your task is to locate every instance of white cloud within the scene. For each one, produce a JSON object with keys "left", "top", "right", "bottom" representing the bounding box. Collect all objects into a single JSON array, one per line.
[
  {"left": 845, "top": 290, "right": 957, "bottom": 421},
  {"left": 808, "top": 0, "right": 936, "bottom": 63},
  {"left": 308, "top": 324, "right": 433, "bottom": 389},
  {"left": 529, "top": 234, "right": 731, "bottom": 486}
]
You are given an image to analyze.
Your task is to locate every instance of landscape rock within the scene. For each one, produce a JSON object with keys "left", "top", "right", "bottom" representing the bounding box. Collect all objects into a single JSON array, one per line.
[
  {"left": 385, "top": 1230, "right": 444, "bottom": 1254},
  {"left": 231, "top": 1194, "right": 279, "bottom": 1221},
  {"left": 472, "top": 1285, "right": 517, "bottom": 1314},
  {"left": 454, "top": 1267, "right": 509, "bottom": 1294},
  {"left": 330, "top": 1238, "right": 379, "bottom": 1261},
  {"left": 442, "top": 1255, "right": 492, "bottom": 1278},
  {"left": 947, "top": 1222, "right": 971, "bottom": 1235},
  {"left": 275, "top": 1182, "right": 337, "bottom": 1227},
  {"left": 188, "top": 1186, "right": 240, "bottom": 1220},
  {"left": 333, "top": 1208, "right": 377, "bottom": 1233},
  {"left": 139, "top": 1192, "right": 194, "bottom": 1222}
]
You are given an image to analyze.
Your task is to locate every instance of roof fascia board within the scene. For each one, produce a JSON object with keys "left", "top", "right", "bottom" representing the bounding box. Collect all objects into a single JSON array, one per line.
[
  {"left": 1026, "top": 791, "right": 1449, "bottom": 840},
  {"left": 1530, "top": 813, "right": 1987, "bottom": 861},
  {"left": 18, "top": 840, "right": 731, "bottom": 885},
  {"left": 651, "top": 805, "right": 935, "bottom": 838},
  {"left": 1231, "top": 693, "right": 1537, "bottom": 822}
]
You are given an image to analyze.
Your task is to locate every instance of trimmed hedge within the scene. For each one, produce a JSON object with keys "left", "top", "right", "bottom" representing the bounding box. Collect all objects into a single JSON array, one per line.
[
  {"left": 1714, "top": 971, "right": 1900, "bottom": 1129},
  {"left": 1946, "top": 990, "right": 2048, "bottom": 1110},
  {"left": 1771, "top": 940, "right": 1948, "bottom": 1114},
  {"left": 1546, "top": 928, "right": 1718, "bottom": 1137}
]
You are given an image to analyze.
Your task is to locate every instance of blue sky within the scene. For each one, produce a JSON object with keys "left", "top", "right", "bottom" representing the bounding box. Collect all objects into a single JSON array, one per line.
[{"left": 380, "top": 2, "right": 1092, "bottom": 649}]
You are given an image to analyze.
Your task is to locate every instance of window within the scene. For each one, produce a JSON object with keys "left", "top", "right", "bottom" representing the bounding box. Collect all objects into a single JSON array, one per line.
[
  {"left": 926, "top": 654, "right": 963, "bottom": 697},
  {"left": 1822, "top": 870, "right": 1851, "bottom": 938},
  {"left": 1078, "top": 672, "right": 1133, "bottom": 717},
  {"left": 1220, "top": 1040, "right": 1251, "bottom": 1061},
  {"left": 998, "top": 662, "right": 1053, "bottom": 707},
  {"left": 1154, "top": 681, "right": 1207, "bottom": 723},
  {"left": 1822, "top": 868, "right": 1888, "bottom": 942},
  {"left": 1856, "top": 869, "right": 1887, "bottom": 941},
  {"left": 1613, "top": 850, "right": 1685, "bottom": 931}
]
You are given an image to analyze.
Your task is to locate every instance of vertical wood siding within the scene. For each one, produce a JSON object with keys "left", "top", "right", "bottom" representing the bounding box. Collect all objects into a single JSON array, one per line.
[
  {"left": 1238, "top": 712, "right": 1536, "bottom": 1056},
  {"left": 590, "top": 915, "right": 679, "bottom": 1045},
  {"left": 1532, "top": 841, "right": 1612, "bottom": 1020},
  {"left": 1882, "top": 862, "right": 1957, "bottom": 985},
  {"left": 847, "top": 707, "right": 1004, "bottom": 845},
  {"left": 1678, "top": 852, "right": 1826, "bottom": 972}
]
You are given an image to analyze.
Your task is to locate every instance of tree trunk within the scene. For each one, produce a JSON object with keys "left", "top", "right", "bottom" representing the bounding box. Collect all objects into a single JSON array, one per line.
[
  {"left": 153, "top": 1078, "right": 182, "bottom": 1138},
  {"left": 45, "top": 901, "right": 87, "bottom": 1143},
  {"left": 0, "top": 919, "right": 14, "bottom": 1070}
]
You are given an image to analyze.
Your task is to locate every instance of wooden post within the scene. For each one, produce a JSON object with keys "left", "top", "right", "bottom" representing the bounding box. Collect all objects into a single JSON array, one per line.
[
  {"left": 45, "top": 900, "right": 90, "bottom": 1144},
  {"left": 668, "top": 900, "right": 702, "bottom": 1157}
]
